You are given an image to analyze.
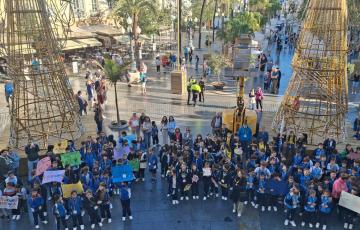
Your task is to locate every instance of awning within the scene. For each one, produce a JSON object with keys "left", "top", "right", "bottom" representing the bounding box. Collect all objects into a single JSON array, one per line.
[
  {"left": 62, "top": 40, "right": 87, "bottom": 51},
  {"left": 77, "top": 38, "right": 102, "bottom": 48},
  {"left": 114, "top": 35, "right": 130, "bottom": 44}
]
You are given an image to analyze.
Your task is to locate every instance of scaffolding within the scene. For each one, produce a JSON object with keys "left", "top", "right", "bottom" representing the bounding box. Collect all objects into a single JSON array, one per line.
[
  {"left": 272, "top": 0, "right": 349, "bottom": 144},
  {"left": 0, "top": 0, "right": 83, "bottom": 148}
]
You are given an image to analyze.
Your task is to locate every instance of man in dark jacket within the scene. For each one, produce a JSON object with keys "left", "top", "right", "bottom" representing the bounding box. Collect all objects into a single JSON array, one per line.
[
  {"left": 25, "top": 141, "right": 40, "bottom": 181},
  {"left": 0, "top": 149, "right": 11, "bottom": 179},
  {"left": 199, "top": 77, "right": 205, "bottom": 102}
]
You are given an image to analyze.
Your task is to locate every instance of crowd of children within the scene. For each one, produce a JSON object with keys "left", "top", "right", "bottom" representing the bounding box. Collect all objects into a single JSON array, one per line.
[{"left": 0, "top": 113, "right": 360, "bottom": 230}]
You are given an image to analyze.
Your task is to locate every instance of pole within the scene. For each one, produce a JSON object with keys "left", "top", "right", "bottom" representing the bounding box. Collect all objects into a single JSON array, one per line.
[{"left": 177, "top": 0, "right": 182, "bottom": 70}]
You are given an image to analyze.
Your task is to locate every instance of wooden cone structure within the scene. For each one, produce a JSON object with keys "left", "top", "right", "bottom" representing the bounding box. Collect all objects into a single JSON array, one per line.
[
  {"left": 0, "top": 0, "right": 83, "bottom": 148},
  {"left": 272, "top": 0, "right": 349, "bottom": 144}
]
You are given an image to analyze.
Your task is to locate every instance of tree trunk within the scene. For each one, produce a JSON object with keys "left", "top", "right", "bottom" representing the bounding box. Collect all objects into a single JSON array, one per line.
[
  {"left": 212, "top": 0, "right": 218, "bottom": 43},
  {"left": 198, "top": 0, "right": 207, "bottom": 49},
  {"left": 114, "top": 82, "right": 120, "bottom": 124},
  {"left": 133, "top": 12, "right": 140, "bottom": 68}
]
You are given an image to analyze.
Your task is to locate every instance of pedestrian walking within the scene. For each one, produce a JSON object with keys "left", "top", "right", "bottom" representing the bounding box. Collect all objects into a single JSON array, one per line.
[
  {"left": 270, "top": 68, "right": 279, "bottom": 94},
  {"left": 4, "top": 80, "right": 13, "bottom": 107},
  {"left": 255, "top": 87, "right": 264, "bottom": 111},
  {"left": 249, "top": 89, "right": 256, "bottom": 110},
  {"left": 155, "top": 56, "right": 161, "bottom": 73},
  {"left": 351, "top": 73, "right": 359, "bottom": 94},
  {"left": 25, "top": 141, "right": 40, "bottom": 182},
  {"left": 195, "top": 55, "right": 200, "bottom": 72},
  {"left": 76, "top": 91, "right": 87, "bottom": 116},
  {"left": 199, "top": 77, "right": 205, "bottom": 102},
  {"left": 94, "top": 104, "right": 103, "bottom": 134}
]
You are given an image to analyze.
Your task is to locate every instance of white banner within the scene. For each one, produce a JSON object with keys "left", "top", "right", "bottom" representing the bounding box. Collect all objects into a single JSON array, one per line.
[
  {"left": 339, "top": 191, "right": 360, "bottom": 214},
  {"left": 0, "top": 196, "right": 18, "bottom": 209}
]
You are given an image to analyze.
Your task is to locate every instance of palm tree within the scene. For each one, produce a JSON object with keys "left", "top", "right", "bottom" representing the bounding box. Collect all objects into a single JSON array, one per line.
[
  {"left": 198, "top": 0, "right": 207, "bottom": 49},
  {"left": 104, "top": 59, "right": 130, "bottom": 127},
  {"left": 113, "top": 0, "right": 158, "bottom": 65}
]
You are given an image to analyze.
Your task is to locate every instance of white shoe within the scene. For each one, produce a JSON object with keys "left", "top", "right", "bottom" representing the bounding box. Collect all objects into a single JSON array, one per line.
[
  {"left": 66, "top": 215, "right": 70, "bottom": 220},
  {"left": 185, "top": 196, "right": 189, "bottom": 200},
  {"left": 142, "top": 178, "right": 145, "bottom": 182},
  {"left": 122, "top": 217, "right": 126, "bottom": 221},
  {"left": 322, "top": 225, "right": 327, "bottom": 230},
  {"left": 91, "top": 224, "right": 95, "bottom": 229},
  {"left": 203, "top": 197, "right": 207, "bottom": 201},
  {"left": 268, "top": 206, "right": 271, "bottom": 211},
  {"left": 221, "top": 196, "right": 224, "bottom": 200},
  {"left": 348, "top": 224, "right": 353, "bottom": 230},
  {"left": 42, "top": 220, "right": 48, "bottom": 224},
  {"left": 290, "top": 221, "right": 296, "bottom": 227},
  {"left": 316, "top": 223, "right": 320, "bottom": 228},
  {"left": 244, "top": 201, "right": 248, "bottom": 205},
  {"left": 172, "top": 200, "right": 176, "bottom": 205},
  {"left": 167, "top": 194, "right": 170, "bottom": 197},
  {"left": 284, "top": 219, "right": 289, "bottom": 226},
  {"left": 273, "top": 206, "right": 277, "bottom": 212},
  {"left": 196, "top": 196, "right": 199, "bottom": 199},
  {"left": 309, "top": 223, "right": 313, "bottom": 228},
  {"left": 48, "top": 197, "right": 52, "bottom": 201},
  {"left": 110, "top": 203, "right": 113, "bottom": 209},
  {"left": 254, "top": 204, "right": 258, "bottom": 209},
  {"left": 232, "top": 208, "right": 236, "bottom": 213},
  {"left": 108, "top": 218, "right": 112, "bottom": 223},
  {"left": 101, "top": 218, "right": 105, "bottom": 223},
  {"left": 35, "top": 225, "right": 39, "bottom": 229},
  {"left": 175, "top": 200, "right": 179, "bottom": 204},
  {"left": 301, "top": 221, "right": 305, "bottom": 227},
  {"left": 43, "top": 212, "right": 47, "bottom": 217},
  {"left": 344, "top": 223, "right": 348, "bottom": 229},
  {"left": 129, "top": 216, "right": 133, "bottom": 220},
  {"left": 180, "top": 197, "right": 184, "bottom": 201},
  {"left": 210, "top": 192, "right": 213, "bottom": 196},
  {"left": 237, "top": 212, "right": 241, "bottom": 217},
  {"left": 65, "top": 228, "right": 69, "bottom": 230},
  {"left": 73, "top": 227, "right": 77, "bottom": 230},
  {"left": 98, "top": 223, "right": 103, "bottom": 227},
  {"left": 12, "top": 215, "right": 16, "bottom": 220},
  {"left": 81, "top": 211, "right": 85, "bottom": 216},
  {"left": 251, "top": 202, "right": 255, "bottom": 207},
  {"left": 261, "top": 206, "right": 265, "bottom": 212},
  {"left": 215, "top": 194, "right": 219, "bottom": 198},
  {"left": 80, "top": 225, "right": 84, "bottom": 230},
  {"left": 224, "top": 197, "right": 227, "bottom": 201},
  {"left": 16, "top": 215, "right": 20, "bottom": 220},
  {"left": 192, "top": 196, "right": 195, "bottom": 199}
]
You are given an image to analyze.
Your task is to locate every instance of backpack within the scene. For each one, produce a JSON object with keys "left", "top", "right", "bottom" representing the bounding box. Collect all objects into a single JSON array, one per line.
[{"left": 5, "top": 83, "right": 13, "bottom": 95}]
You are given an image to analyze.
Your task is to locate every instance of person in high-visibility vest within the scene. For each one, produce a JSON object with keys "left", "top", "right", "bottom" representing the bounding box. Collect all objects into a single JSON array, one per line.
[{"left": 190, "top": 80, "right": 201, "bottom": 106}]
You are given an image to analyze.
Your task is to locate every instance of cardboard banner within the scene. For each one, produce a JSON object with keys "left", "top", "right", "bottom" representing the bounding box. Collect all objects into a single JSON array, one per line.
[
  {"left": 112, "top": 165, "right": 135, "bottom": 183},
  {"left": 36, "top": 157, "right": 51, "bottom": 176},
  {"left": 61, "top": 181, "right": 84, "bottom": 198},
  {"left": 61, "top": 151, "right": 81, "bottom": 167},
  {"left": 0, "top": 196, "right": 18, "bottom": 209},
  {"left": 53, "top": 140, "right": 68, "bottom": 154},
  {"left": 339, "top": 191, "right": 360, "bottom": 214},
  {"left": 129, "top": 159, "right": 140, "bottom": 172},
  {"left": 114, "top": 147, "right": 129, "bottom": 160},
  {"left": 42, "top": 170, "right": 65, "bottom": 184}
]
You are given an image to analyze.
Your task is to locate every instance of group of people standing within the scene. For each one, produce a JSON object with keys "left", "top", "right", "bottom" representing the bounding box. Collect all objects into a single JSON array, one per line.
[{"left": 186, "top": 76, "right": 205, "bottom": 106}]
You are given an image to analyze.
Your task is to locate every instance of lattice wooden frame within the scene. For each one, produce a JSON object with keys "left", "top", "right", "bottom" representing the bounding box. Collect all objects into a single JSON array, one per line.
[
  {"left": 272, "top": 0, "right": 349, "bottom": 144},
  {"left": 1, "top": 0, "right": 83, "bottom": 148}
]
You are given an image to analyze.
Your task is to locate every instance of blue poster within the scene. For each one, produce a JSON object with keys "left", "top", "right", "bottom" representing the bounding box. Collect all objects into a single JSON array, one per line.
[{"left": 112, "top": 165, "right": 135, "bottom": 183}]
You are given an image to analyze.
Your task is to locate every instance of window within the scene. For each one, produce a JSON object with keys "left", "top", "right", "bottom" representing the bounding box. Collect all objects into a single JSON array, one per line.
[
  {"left": 72, "top": 0, "right": 84, "bottom": 17},
  {"left": 91, "top": 0, "right": 99, "bottom": 12}
]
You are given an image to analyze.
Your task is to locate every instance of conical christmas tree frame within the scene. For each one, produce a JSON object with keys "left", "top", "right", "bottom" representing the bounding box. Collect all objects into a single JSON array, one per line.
[
  {"left": 272, "top": 0, "right": 348, "bottom": 144},
  {"left": 0, "top": 0, "right": 83, "bottom": 148}
]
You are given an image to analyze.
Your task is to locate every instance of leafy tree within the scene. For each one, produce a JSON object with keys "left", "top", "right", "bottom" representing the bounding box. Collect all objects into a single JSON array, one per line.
[
  {"left": 207, "top": 54, "right": 232, "bottom": 83},
  {"left": 104, "top": 59, "right": 130, "bottom": 125},
  {"left": 217, "top": 12, "right": 262, "bottom": 43}
]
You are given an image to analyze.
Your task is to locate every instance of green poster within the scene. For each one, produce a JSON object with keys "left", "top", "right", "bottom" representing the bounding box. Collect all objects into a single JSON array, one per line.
[
  {"left": 129, "top": 159, "right": 140, "bottom": 172},
  {"left": 61, "top": 151, "right": 81, "bottom": 167}
]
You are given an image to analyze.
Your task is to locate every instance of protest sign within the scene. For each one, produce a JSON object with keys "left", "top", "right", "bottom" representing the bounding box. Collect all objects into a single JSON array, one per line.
[
  {"left": 53, "top": 140, "right": 68, "bottom": 154},
  {"left": 61, "top": 151, "right": 81, "bottom": 167},
  {"left": 42, "top": 170, "right": 65, "bottom": 184},
  {"left": 112, "top": 164, "right": 135, "bottom": 183},
  {"left": 61, "top": 181, "right": 84, "bottom": 198},
  {"left": 129, "top": 159, "right": 140, "bottom": 172},
  {"left": 0, "top": 196, "right": 18, "bottom": 209},
  {"left": 339, "top": 191, "right": 360, "bottom": 214},
  {"left": 36, "top": 157, "right": 51, "bottom": 176}
]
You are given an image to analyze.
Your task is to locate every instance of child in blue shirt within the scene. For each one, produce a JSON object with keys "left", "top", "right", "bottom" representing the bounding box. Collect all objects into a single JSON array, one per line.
[
  {"left": 29, "top": 189, "right": 47, "bottom": 228},
  {"left": 301, "top": 189, "right": 317, "bottom": 228},
  {"left": 284, "top": 187, "right": 300, "bottom": 227},
  {"left": 148, "top": 149, "right": 158, "bottom": 183},
  {"left": 52, "top": 194, "right": 68, "bottom": 230},
  {"left": 69, "top": 191, "right": 84, "bottom": 230},
  {"left": 255, "top": 173, "right": 267, "bottom": 211},
  {"left": 245, "top": 170, "right": 255, "bottom": 207},
  {"left": 317, "top": 190, "right": 332, "bottom": 230},
  {"left": 120, "top": 182, "right": 133, "bottom": 221}
]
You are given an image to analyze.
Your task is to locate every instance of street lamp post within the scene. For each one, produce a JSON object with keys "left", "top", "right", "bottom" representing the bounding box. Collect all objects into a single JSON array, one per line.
[{"left": 126, "top": 16, "right": 137, "bottom": 72}]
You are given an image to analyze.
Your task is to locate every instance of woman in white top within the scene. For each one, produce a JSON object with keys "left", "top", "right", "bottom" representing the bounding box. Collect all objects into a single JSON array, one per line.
[{"left": 160, "top": 116, "right": 169, "bottom": 145}]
